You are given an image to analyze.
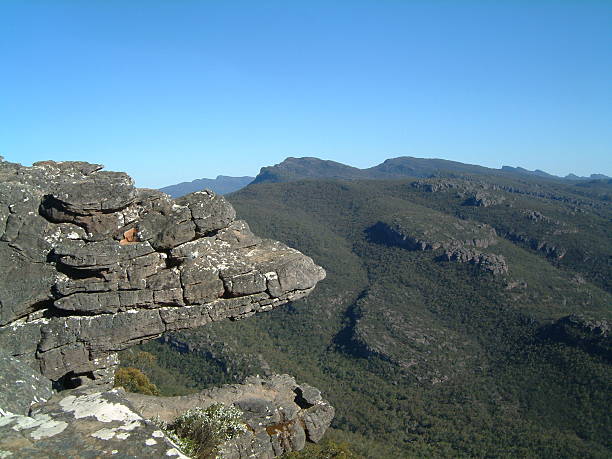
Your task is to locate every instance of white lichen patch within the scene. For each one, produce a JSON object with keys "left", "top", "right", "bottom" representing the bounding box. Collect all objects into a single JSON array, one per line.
[
  {"left": 145, "top": 438, "right": 157, "bottom": 446},
  {"left": 3, "top": 413, "right": 67, "bottom": 439},
  {"left": 28, "top": 416, "right": 68, "bottom": 440},
  {"left": 264, "top": 271, "right": 278, "bottom": 281},
  {"left": 91, "top": 428, "right": 117, "bottom": 440},
  {"left": 10, "top": 415, "right": 40, "bottom": 430},
  {"left": 90, "top": 419, "right": 142, "bottom": 440},
  {"left": 66, "top": 231, "right": 81, "bottom": 240},
  {"left": 0, "top": 415, "right": 16, "bottom": 427},
  {"left": 117, "top": 420, "right": 141, "bottom": 432},
  {"left": 59, "top": 393, "right": 142, "bottom": 423},
  {"left": 152, "top": 430, "right": 165, "bottom": 438},
  {"left": 8, "top": 315, "right": 50, "bottom": 331}
]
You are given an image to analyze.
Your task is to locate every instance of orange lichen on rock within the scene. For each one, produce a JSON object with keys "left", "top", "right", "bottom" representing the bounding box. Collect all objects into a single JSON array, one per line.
[{"left": 119, "top": 227, "right": 139, "bottom": 245}]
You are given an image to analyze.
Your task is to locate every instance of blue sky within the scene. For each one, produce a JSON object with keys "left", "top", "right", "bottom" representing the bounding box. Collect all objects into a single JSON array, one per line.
[{"left": 1, "top": 1, "right": 611, "bottom": 188}]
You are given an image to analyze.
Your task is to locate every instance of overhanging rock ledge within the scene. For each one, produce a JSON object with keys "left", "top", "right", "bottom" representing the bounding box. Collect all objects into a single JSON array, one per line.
[
  {"left": 0, "top": 159, "right": 325, "bottom": 386},
  {"left": 0, "top": 159, "right": 330, "bottom": 458}
]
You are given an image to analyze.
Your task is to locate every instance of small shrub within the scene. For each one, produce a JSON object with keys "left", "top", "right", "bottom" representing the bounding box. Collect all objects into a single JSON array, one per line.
[
  {"left": 159, "top": 403, "right": 247, "bottom": 459},
  {"left": 114, "top": 367, "right": 160, "bottom": 396},
  {"left": 282, "top": 439, "right": 362, "bottom": 458}
]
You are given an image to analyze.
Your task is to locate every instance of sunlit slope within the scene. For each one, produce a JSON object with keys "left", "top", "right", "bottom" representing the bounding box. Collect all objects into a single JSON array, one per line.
[{"left": 131, "top": 175, "right": 611, "bottom": 458}]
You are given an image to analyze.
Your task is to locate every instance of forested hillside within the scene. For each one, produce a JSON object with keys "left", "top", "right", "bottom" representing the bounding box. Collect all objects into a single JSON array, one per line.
[
  {"left": 124, "top": 172, "right": 611, "bottom": 458},
  {"left": 250, "top": 156, "right": 609, "bottom": 185}
]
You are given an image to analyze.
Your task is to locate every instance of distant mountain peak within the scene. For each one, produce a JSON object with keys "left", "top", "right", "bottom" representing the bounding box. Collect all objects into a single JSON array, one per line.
[
  {"left": 251, "top": 156, "right": 609, "bottom": 185},
  {"left": 564, "top": 172, "right": 611, "bottom": 181},
  {"left": 160, "top": 175, "right": 254, "bottom": 197}
]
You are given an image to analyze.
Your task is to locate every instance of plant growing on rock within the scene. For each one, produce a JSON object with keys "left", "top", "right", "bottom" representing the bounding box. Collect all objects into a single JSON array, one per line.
[
  {"left": 114, "top": 367, "right": 160, "bottom": 395},
  {"left": 158, "top": 403, "right": 247, "bottom": 458}
]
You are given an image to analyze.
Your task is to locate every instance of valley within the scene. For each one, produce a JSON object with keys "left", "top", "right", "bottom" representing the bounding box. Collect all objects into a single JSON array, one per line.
[{"left": 126, "top": 161, "right": 611, "bottom": 458}]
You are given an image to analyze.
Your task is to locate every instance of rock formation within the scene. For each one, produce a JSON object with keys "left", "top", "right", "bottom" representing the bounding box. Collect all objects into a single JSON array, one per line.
[
  {"left": 441, "top": 248, "right": 508, "bottom": 275},
  {"left": 504, "top": 231, "right": 567, "bottom": 259},
  {"left": 367, "top": 219, "right": 497, "bottom": 252},
  {"left": 462, "top": 191, "right": 505, "bottom": 207},
  {"left": 0, "top": 368, "right": 334, "bottom": 459},
  {"left": 543, "top": 314, "right": 611, "bottom": 360},
  {"left": 0, "top": 159, "right": 330, "bottom": 457},
  {"left": 0, "top": 159, "right": 325, "bottom": 386},
  {"left": 125, "top": 374, "right": 335, "bottom": 459}
]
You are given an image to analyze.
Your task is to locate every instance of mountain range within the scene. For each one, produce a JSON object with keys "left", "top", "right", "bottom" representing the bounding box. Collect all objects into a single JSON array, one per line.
[
  {"left": 252, "top": 156, "right": 610, "bottom": 184},
  {"left": 160, "top": 157, "right": 610, "bottom": 199},
  {"left": 159, "top": 175, "right": 255, "bottom": 197},
  {"left": 141, "top": 155, "right": 612, "bottom": 458}
]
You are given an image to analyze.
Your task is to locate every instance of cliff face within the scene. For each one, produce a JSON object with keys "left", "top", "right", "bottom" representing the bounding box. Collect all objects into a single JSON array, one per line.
[
  {"left": 0, "top": 159, "right": 330, "bottom": 457},
  {"left": 0, "top": 159, "right": 325, "bottom": 386}
]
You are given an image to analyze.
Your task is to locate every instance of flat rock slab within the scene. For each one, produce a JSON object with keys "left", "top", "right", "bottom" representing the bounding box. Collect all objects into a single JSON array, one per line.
[
  {"left": 0, "top": 388, "right": 186, "bottom": 458},
  {"left": 0, "top": 350, "right": 53, "bottom": 416},
  {"left": 0, "top": 374, "right": 334, "bottom": 459}
]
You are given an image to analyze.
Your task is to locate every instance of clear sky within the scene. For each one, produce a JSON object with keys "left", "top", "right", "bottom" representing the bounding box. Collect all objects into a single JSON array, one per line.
[{"left": 1, "top": 0, "right": 611, "bottom": 188}]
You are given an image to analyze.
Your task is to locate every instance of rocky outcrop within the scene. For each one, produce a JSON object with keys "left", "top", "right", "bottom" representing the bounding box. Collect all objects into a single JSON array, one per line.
[
  {"left": 504, "top": 231, "right": 567, "bottom": 259},
  {"left": 367, "top": 220, "right": 497, "bottom": 252},
  {"left": 542, "top": 314, "right": 611, "bottom": 361},
  {"left": 411, "top": 179, "right": 468, "bottom": 193},
  {"left": 366, "top": 215, "right": 506, "bottom": 276},
  {"left": 441, "top": 248, "right": 508, "bottom": 275},
  {"left": 125, "top": 374, "right": 334, "bottom": 459},
  {"left": 0, "top": 159, "right": 331, "bottom": 457},
  {"left": 0, "top": 159, "right": 325, "bottom": 387},
  {"left": 412, "top": 177, "right": 603, "bottom": 210},
  {"left": 462, "top": 191, "right": 505, "bottom": 207},
  {"left": 0, "top": 354, "right": 333, "bottom": 459},
  {"left": 522, "top": 209, "right": 554, "bottom": 224}
]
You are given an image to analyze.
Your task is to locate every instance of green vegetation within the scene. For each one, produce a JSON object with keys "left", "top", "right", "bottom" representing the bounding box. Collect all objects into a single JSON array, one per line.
[
  {"left": 113, "top": 367, "right": 160, "bottom": 396},
  {"left": 282, "top": 437, "right": 363, "bottom": 458},
  {"left": 126, "top": 174, "right": 611, "bottom": 458},
  {"left": 155, "top": 403, "right": 247, "bottom": 459}
]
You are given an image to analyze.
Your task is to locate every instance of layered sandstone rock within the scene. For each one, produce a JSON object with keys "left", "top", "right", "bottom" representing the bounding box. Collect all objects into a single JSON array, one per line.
[
  {"left": 0, "top": 159, "right": 330, "bottom": 457},
  {"left": 0, "top": 159, "right": 325, "bottom": 386}
]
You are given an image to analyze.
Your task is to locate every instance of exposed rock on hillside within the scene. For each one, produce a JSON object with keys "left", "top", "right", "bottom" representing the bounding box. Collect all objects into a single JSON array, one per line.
[
  {"left": 0, "top": 159, "right": 330, "bottom": 457},
  {"left": 367, "top": 217, "right": 497, "bottom": 252},
  {"left": 544, "top": 314, "right": 611, "bottom": 360},
  {"left": 441, "top": 248, "right": 508, "bottom": 275},
  {"left": 504, "top": 231, "right": 567, "bottom": 259},
  {"left": 365, "top": 208, "right": 507, "bottom": 276},
  {"left": 462, "top": 191, "right": 505, "bottom": 207},
  {"left": 0, "top": 159, "right": 325, "bottom": 387},
  {"left": 125, "top": 374, "right": 334, "bottom": 458}
]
